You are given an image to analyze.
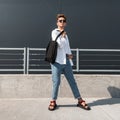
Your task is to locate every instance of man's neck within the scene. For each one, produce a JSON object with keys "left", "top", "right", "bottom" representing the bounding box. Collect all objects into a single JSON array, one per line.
[{"left": 58, "top": 27, "right": 64, "bottom": 31}]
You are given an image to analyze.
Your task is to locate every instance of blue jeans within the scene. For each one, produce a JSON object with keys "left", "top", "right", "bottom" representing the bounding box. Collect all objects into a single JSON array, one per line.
[{"left": 51, "top": 59, "right": 81, "bottom": 100}]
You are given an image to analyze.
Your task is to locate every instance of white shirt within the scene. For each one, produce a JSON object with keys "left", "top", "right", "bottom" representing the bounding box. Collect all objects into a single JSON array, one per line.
[{"left": 51, "top": 28, "right": 72, "bottom": 64}]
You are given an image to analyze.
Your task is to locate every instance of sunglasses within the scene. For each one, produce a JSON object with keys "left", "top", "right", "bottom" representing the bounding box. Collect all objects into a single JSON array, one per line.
[{"left": 58, "top": 20, "right": 66, "bottom": 23}]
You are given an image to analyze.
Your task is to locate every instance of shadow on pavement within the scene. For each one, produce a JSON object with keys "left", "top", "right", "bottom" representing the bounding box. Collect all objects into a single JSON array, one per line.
[
  {"left": 58, "top": 104, "right": 76, "bottom": 108},
  {"left": 107, "top": 86, "right": 120, "bottom": 98},
  {"left": 55, "top": 87, "right": 120, "bottom": 108},
  {"left": 88, "top": 86, "right": 120, "bottom": 107}
]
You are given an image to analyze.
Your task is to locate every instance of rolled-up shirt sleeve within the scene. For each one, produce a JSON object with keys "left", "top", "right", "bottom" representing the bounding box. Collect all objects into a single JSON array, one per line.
[
  {"left": 67, "top": 43, "right": 72, "bottom": 55},
  {"left": 66, "top": 36, "right": 72, "bottom": 55}
]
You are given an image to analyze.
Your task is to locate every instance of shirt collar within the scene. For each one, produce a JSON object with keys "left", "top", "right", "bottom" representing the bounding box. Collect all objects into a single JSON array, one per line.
[{"left": 55, "top": 28, "right": 60, "bottom": 32}]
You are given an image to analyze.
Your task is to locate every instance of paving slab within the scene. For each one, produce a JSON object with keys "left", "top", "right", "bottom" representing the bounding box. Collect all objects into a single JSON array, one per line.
[{"left": 0, "top": 98, "right": 119, "bottom": 120}]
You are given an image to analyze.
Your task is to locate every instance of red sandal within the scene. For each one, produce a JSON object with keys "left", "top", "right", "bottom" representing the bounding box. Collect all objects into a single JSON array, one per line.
[
  {"left": 48, "top": 101, "right": 57, "bottom": 111},
  {"left": 77, "top": 99, "right": 91, "bottom": 110}
]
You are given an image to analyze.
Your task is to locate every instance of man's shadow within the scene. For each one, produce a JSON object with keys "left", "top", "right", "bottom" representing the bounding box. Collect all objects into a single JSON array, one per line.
[
  {"left": 57, "top": 86, "right": 120, "bottom": 108},
  {"left": 58, "top": 86, "right": 120, "bottom": 108},
  {"left": 88, "top": 86, "right": 120, "bottom": 107}
]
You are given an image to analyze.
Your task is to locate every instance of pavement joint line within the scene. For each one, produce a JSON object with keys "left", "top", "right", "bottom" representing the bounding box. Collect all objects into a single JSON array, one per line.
[{"left": 99, "top": 106, "right": 114, "bottom": 120}]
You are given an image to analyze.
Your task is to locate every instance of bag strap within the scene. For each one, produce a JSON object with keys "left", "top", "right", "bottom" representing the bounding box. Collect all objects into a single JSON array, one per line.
[{"left": 55, "top": 30, "right": 64, "bottom": 41}]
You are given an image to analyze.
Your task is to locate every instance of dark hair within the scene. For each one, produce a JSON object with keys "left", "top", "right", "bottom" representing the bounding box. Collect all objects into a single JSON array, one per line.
[{"left": 56, "top": 14, "right": 67, "bottom": 21}]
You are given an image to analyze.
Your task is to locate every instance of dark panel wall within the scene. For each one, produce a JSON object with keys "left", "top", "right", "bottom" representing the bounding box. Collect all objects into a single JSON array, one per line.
[
  {"left": 0, "top": 0, "right": 58, "bottom": 47},
  {"left": 62, "top": 0, "right": 120, "bottom": 48},
  {"left": 0, "top": 0, "right": 120, "bottom": 48}
]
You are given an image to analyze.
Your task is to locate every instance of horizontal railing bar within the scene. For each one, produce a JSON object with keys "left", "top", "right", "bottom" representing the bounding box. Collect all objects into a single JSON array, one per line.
[
  {"left": 80, "top": 65, "right": 120, "bottom": 66},
  {"left": 28, "top": 69, "right": 83, "bottom": 72},
  {"left": 29, "top": 48, "right": 78, "bottom": 51},
  {"left": 0, "top": 65, "right": 23, "bottom": 66},
  {"left": 28, "top": 69, "right": 77, "bottom": 71},
  {"left": 29, "top": 48, "right": 45, "bottom": 50},
  {"left": 29, "top": 48, "right": 120, "bottom": 51},
  {"left": 0, "top": 59, "right": 24, "bottom": 61},
  {"left": 79, "top": 49, "right": 120, "bottom": 52},
  {"left": 79, "top": 69, "right": 120, "bottom": 72},
  {"left": 80, "top": 60, "right": 120, "bottom": 61},
  {"left": 29, "top": 53, "right": 41, "bottom": 55},
  {"left": 81, "top": 54, "right": 120, "bottom": 56},
  {"left": 0, "top": 69, "right": 24, "bottom": 71},
  {"left": 29, "top": 59, "right": 41, "bottom": 61},
  {"left": 0, "top": 53, "right": 24, "bottom": 55},
  {"left": 29, "top": 65, "right": 49, "bottom": 67},
  {"left": 29, "top": 69, "right": 51, "bottom": 71},
  {"left": 0, "top": 48, "right": 25, "bottom": 50}
]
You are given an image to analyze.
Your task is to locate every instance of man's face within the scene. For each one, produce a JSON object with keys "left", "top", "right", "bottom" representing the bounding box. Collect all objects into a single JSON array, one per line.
[{"left": 57, "top": 17, "right": 66, "bottom": 28}]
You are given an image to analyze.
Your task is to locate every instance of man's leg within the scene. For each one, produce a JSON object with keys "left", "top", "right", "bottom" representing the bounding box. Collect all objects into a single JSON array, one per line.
[
  {"left": 51, "top": 62, "right": 62, "bottom": 100},
  {"left": 63, "top": 59, "right": 81, "bottom": 99}
]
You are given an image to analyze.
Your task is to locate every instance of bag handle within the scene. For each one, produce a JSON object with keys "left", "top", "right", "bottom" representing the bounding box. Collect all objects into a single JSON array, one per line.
[{"left": 55, "top": 30, "right": 64, "bottom": 41}]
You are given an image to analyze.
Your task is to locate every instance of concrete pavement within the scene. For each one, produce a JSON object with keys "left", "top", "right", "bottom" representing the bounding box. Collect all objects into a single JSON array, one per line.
[
  {"left": 0, "top": 98, "right": 120, "bottom": 120},
  {"left": 0, "top": 74, "right": 120, "bottom": 98}
]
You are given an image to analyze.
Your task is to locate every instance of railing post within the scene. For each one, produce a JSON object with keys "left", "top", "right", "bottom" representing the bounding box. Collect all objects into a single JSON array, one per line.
[
  {"left": 76, "top": 48, "right": 79, "bottom": 72},
  {"left": 27, "top": 47, "right": 29, "bottom": 74},
  {"left": 23, "top": 47, "right": 26, "bottom": 74}
]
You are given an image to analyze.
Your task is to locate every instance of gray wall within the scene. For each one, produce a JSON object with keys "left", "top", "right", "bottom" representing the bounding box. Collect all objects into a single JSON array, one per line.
[{"left": 0, "top": 0, "right": 120, "bottom": 48}]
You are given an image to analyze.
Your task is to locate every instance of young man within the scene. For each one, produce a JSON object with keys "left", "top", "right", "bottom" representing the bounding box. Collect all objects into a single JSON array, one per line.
[{"left": 48, "top": 14, "right": 91, "bottom": 111}]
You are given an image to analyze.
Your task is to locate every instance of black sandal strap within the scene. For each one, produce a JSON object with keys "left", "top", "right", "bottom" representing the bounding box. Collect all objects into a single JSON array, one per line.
[
  {"left": 48, "top": 101, "right": 57, "bottom": 111},
  {"left": 77, "top": 100, "right": 91, "bottom": 110}
]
